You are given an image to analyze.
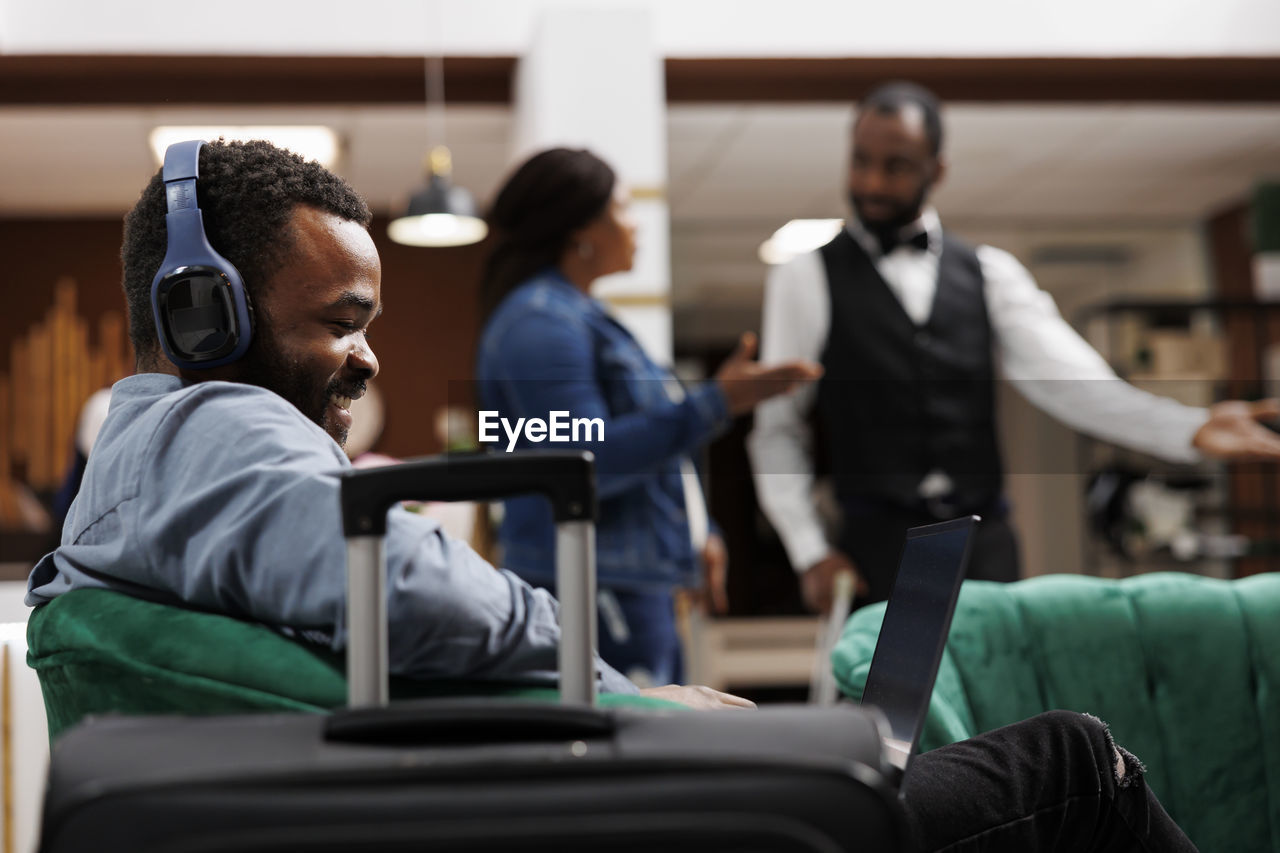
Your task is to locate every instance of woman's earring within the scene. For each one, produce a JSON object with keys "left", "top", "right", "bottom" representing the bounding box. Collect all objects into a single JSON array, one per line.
[{"left": 578, "top": 241, "right": 595, "bottom": 259}]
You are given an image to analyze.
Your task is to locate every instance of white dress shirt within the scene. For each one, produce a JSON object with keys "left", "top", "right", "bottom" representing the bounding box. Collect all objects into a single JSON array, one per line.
[{"left": 748, "top": 208, "right": 1209, "bottom": 574}]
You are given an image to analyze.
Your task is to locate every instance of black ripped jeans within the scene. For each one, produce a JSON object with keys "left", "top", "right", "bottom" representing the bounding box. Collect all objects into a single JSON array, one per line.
[{"left": 903, "top": 711, "right": 1199, "bottom": 852}]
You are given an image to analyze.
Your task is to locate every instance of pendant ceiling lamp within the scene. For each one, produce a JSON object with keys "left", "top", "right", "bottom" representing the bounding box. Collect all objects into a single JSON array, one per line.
[{"left": 388, "top": 54, "right": 488, "bottom": 248}]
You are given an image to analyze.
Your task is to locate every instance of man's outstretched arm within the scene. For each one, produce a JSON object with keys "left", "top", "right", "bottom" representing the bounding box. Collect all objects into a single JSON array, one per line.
[{"left": 984, "top": 246, "right": 1280, "bottom": 464}]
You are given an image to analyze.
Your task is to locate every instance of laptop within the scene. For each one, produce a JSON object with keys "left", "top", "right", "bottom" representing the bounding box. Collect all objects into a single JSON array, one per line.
[{"left": 859, "top": 515, "right": 978, "bottom": 772}]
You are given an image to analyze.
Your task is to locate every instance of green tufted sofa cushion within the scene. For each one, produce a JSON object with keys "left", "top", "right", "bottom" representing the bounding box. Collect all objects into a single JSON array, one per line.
[
  {"left": 832, "top": 572, "right": 1280, "bottom": 853},
  {"left": 27, "top": 588, "right": 684, "bottom": 742}
]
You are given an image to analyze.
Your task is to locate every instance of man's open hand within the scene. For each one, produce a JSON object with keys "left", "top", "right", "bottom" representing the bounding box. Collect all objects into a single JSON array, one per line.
[
  {"left": 1192, "top": 399, "right": 1280, "bottom": 461},
  {"left": 640, "top": 684, "right": 757, "bottom": 710}
]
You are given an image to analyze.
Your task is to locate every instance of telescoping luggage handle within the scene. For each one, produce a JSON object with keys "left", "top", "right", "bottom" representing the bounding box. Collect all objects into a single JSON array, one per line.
[{"left": 339, "top": 450, "right": 598, "bottom": 709}]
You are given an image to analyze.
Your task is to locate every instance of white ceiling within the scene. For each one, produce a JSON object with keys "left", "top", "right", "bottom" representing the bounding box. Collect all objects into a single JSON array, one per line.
[
  {"left": 6, "top": 0, "right": 1277, "bottom": 58},
  {"left": 3, "top": 102, "right": 1279, "bottom": 307},
  {"left": 668, "top": 104, "right": 1280, "bottom": 306}
]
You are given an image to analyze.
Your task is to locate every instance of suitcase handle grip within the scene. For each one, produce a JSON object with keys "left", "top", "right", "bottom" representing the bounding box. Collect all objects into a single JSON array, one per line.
[
  {"left": 323, "top": 700, "right": 616, "bottom": 744},
  {"left": 340, "top": 450, "right": 597, "bottom": 536},
  {"left": 341, "top": 449, "right": 600, "bottom": 708}
]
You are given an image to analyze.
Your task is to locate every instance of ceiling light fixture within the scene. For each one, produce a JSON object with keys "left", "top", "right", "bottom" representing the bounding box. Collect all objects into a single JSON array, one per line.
[
  {"left": 387, "top": 53, "right": 487, "bottom": 248},
  {"left": 758, "top": 219, "right": 844, "bottom": 265},
  {"left": 149, "top": 126, "right": 339, "bottom": 168}
]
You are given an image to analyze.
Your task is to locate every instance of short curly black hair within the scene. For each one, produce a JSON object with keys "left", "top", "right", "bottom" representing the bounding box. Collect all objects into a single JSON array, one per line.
[
  {"left": 859, "top": 81, "right": 944, "bottom": 157},
  {"left": 122, "top": 139, "right": 371, "bottom": 366}
]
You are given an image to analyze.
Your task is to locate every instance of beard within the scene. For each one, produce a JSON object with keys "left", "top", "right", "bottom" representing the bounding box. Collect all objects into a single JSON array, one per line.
[
  {"left": 850, "top": 181, "right": 931, "bottom": 242},
  {"left": 235, "top": 330, "right": 364, "bottom": 448}
]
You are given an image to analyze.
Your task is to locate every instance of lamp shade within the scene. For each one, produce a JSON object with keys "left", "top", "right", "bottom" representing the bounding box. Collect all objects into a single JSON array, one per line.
[{"left": 387, "top": 149, "right": 488, "bottom": 248}]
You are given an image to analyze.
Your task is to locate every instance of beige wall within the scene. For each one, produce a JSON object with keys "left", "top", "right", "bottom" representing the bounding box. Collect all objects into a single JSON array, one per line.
[{"left": 951, "top": 222, "right": 1211, "bottom": 577}]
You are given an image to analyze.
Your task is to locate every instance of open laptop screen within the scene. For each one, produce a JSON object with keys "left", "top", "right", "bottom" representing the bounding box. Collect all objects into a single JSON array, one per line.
[{"left": 860, "top": 516, "right": 977, "bottom": 758}]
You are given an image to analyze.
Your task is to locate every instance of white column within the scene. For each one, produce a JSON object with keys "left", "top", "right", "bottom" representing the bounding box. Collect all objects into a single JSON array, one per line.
[
  {"left": 0, "top": 620, "right": 49, "bottom": 853},
  {"left": 513, "top": 6, "right": 673, "bottom": 362}
]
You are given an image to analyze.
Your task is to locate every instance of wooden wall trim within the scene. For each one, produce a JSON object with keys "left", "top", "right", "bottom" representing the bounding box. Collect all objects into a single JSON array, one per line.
[
  {"left": 0, "top": 55, "right": 517, "bottom": 105},
  {"left": 665, "top": 57, "right": 1280, "bottom": 103},
  {"left": 3, "top": 55, "right": 1279, "bottom": 106}
]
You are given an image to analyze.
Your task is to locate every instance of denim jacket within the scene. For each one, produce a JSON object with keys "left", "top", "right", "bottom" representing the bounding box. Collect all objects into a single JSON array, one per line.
[{"left": 475, "top": 270, "right": 729, "bottom": 591}]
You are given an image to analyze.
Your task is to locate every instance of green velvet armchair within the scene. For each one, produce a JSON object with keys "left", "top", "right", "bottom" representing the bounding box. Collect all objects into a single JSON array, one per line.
[
  {"left": 27, "top": 588, "right": 679, "bottom": 742},
  {"left": 832, "top": 572, "right": 1280, "bottom": 853}
]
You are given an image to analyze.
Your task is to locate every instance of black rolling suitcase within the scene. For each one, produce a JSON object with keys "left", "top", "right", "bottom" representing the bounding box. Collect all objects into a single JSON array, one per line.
[{"left": 39, "top": 452, "right": 905, "bottom": 853}]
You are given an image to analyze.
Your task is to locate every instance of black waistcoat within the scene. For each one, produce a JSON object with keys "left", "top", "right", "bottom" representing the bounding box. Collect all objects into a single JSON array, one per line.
[{"left": 814, "top": 229, "right": 1003, "bottom": 514}]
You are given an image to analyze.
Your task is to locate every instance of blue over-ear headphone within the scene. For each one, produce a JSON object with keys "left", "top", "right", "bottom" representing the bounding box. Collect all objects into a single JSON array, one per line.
[{"left": 150, "top": 139, "right": 253, "bottom": 369}]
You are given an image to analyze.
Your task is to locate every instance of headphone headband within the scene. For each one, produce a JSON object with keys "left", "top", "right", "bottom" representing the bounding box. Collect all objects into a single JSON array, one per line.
[
  {"left": 162, "top": 140, "right": 203, "bottom": 213},
  {"left": 163, "top": 139, "right": 203, "bottom": 183}
]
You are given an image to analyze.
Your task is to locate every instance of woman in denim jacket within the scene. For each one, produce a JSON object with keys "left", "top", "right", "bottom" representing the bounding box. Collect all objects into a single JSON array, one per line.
[{"left": 475, "top": 148, "right": 820, "bottom": 686}]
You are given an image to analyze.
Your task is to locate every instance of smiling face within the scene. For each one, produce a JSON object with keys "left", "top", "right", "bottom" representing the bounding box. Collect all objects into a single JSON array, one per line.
[
  {"left": 847, "top": 105, "right": 945, "bottom": 235},
  {"left": 232, "top": 205, "right": 382, "bottom": 447}
]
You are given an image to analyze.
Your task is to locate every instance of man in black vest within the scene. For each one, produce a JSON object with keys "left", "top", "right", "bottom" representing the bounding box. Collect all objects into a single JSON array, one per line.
[{"left": 749, "top": 81, "right": 1280, "bottom": 612}]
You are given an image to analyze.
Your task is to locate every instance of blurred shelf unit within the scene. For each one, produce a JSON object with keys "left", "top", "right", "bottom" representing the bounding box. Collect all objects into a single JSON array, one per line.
[
  {"left": 1075, "top": 298, "right": 1280, "bottom": 577},
  {"left": 679, "top": 608, "right": 821, "bottom": 694}
]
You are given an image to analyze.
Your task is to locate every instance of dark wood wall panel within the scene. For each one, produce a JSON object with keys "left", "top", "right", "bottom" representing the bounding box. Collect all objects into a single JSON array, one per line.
[
  {"left": 0, "top": 216, "right": 486, "bottom": 462},
  {"left": 1207, "top": 204, "right": 1278, "bottom": 577},
  {"left": 0, "top": 220, "right": 131, "bottom": 371},
  {"left": 370, "top": 219, "right": 486, "bottom": 459}
]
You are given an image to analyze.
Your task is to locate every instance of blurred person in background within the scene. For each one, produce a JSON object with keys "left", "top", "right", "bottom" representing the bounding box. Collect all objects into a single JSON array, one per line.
[
  {"left": 50, "top": 388, "right": 112, "bottom": 527},
  {"left": 750, "top": 80, "right": 1280, "bottom": 613},
  {"left": 475, "top": 147, "right": 820, "bottom": 685}
]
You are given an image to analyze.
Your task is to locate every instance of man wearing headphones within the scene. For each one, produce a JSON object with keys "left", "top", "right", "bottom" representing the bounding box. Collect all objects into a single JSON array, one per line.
[
  {"left": 26, "top": 140, "right": 1197, "bottom": 851},
  {"left": 25, "top": 139, "right": 715, "bottom": 705}
]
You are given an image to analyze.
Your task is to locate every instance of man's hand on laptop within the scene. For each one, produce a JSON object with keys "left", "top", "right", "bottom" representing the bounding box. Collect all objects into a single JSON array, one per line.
[
  {"left": 640, "top": 685, "right": 757, "bottom": 710},
  {"left": 802, "top": 550, "right": 868, "bottom": 614}
]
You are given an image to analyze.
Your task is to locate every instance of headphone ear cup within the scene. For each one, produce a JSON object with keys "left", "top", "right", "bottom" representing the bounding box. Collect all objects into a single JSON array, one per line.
[
  {"left": 151, "top": 141, "right": 254, "bottom": 369},
  {"left": 152, "top": 264, "right": 252, "bottom": 368}
]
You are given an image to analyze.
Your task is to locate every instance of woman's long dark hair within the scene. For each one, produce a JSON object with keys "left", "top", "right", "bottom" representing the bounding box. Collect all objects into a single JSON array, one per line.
[{"left": 479, "top": 147, "right": 616, "bottom": 321}]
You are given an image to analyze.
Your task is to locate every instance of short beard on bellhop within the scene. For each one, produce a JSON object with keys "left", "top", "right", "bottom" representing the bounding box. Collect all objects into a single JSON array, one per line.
[{"left": 849, "top": 181, "right": 931, "bottom": 243}]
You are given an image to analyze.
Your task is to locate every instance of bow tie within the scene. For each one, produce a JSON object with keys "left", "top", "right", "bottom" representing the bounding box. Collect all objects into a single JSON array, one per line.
[{"left": 876, "top": 229, "right": 930, "bottom": 256}]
